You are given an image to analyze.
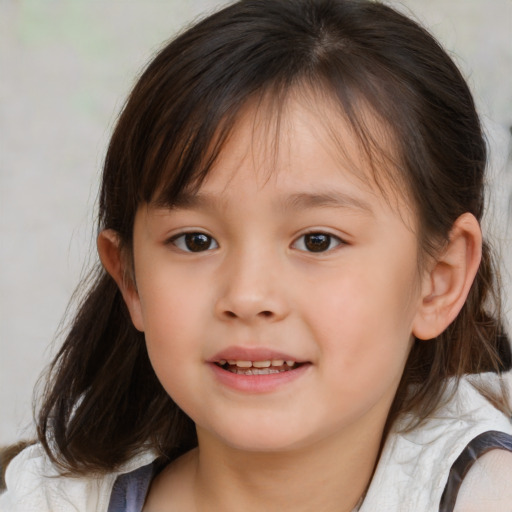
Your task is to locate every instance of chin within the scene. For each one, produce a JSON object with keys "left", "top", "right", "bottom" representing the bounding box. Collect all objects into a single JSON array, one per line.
[{"left": 200, "top": 418, "right": 318, "bottom": 454}]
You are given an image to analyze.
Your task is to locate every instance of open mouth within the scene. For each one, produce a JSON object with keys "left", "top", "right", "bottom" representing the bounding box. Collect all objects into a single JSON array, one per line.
[{"left": 215, "top": 359, "right": 304, "bottom": 375}]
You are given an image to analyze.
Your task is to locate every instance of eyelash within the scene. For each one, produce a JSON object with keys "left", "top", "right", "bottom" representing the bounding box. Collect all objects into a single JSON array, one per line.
[{"left": 168, "top": 231, "right": 345, "bottom": 254}]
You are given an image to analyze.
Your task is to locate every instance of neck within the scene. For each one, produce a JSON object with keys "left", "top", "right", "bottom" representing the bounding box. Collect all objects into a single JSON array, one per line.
[{"left": 192, "top": 424, "right": 382, "bottom": 512}]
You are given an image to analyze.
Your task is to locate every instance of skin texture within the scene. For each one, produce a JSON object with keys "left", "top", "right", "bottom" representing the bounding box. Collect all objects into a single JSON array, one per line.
[{"left": 98, "top": 95, "right": 483, "bottom": 512}]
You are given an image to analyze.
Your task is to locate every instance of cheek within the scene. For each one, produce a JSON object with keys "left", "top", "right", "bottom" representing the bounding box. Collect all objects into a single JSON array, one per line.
[
  {"left": 301, "top": 262, "right": 418, "bottom": 382},
  {"left": 137, "top": 261, "right": 207, "bottom": 336},
  {"left": 141, "top": 301, "right": 206, "bottom": 415},
  {"left": 135, "top": 273, "right": 208, "bottom": 385}
]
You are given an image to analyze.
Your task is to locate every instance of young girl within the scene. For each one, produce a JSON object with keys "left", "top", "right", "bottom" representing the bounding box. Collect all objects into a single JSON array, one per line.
[{"left": 2, "top": 0, "right": 512, "bottom": 510}]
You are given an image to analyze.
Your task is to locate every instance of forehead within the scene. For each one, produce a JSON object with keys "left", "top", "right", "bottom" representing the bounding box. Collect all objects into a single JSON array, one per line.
[{"left": 178, "top": 90, "right": 413, "bottom": 221}]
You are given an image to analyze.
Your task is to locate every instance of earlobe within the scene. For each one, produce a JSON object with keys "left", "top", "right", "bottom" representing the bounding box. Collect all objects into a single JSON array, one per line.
[
  {"left": 97, "top": 229, "right": 145, "bottom": 332},
  {"left": 412, "top": 213, "right": 482, "bottom": 340}
]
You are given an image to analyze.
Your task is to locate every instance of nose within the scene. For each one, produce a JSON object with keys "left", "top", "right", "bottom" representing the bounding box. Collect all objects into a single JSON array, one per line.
[{"left": 214, "top": 249, "right": 290, "bottom": 323}]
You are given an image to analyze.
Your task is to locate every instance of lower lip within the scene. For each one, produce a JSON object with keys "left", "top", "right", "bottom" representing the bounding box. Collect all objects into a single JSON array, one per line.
[{"left": 208, "top": 363, "right": 311, "bottom": 393}]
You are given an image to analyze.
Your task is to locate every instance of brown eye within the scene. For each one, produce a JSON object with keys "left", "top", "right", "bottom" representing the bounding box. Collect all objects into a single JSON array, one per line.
[
  {"left": 305, "top": 234, "right": 330, "bottom": 252},
  {"left": 293, "top": 233, "right": 342, "bottom": 253},
  {"left": 172, "top": 232, "right": 219, "bottom": 252}
]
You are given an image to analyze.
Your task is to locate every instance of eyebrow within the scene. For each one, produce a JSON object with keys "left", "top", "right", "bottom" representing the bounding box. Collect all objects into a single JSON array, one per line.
[
  {"left": 158, "top": 190, "right": 374, "bottom": 215},
  {"left": 283, "top": 192, "right": 374, "bottom": 215}
]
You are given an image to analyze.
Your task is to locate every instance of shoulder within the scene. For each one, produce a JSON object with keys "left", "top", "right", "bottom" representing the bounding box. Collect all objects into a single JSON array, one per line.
[
  {"left": 0, "top": 443, "right": 154, "bottom": 512},
  {"left": 0, "top": 444, "right": 54, "bottom": 511},
  {"left": 454, "top": 449, "right": 512, "bottom": 512}
]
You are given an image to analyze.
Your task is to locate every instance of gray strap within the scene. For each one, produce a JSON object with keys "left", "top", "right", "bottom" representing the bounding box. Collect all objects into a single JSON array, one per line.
[{"left": 107, "top": 461, "right": 156, "bottom": 512}]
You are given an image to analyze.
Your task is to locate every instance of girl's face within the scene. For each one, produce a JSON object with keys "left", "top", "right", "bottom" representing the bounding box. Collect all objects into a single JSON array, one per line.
[{"left": 128, "top": 97, "right": 427, "bottom": 453}]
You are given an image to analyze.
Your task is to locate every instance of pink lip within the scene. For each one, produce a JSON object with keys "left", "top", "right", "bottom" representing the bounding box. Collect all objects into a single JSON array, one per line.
[
  {"left": 208, "top": 346, "right": 305, "bottom": 363},
  {"left": 208, "top": 361, "right": 311, "bottom": 393},
  {"left": 207, "top": 346, "right": 311, "bottom": 393}
]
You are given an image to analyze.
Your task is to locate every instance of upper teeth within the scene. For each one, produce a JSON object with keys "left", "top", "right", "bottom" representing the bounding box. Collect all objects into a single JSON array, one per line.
[{"left": 220, "top": 359, "right": 296, "bottom": 368}]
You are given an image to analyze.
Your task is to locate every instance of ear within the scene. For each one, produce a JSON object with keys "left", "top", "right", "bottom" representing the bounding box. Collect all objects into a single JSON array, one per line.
[
  {"left": 412, "top": 213, "right": 482, "bottom": 340},
  {"left": 97, "top": 229, "right": 145, "bottom": 332}
]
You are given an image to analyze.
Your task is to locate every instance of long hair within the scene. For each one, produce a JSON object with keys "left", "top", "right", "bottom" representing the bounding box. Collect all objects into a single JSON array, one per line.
[{"left": 36, "top": 0, "right": 510, "bottom": 474}]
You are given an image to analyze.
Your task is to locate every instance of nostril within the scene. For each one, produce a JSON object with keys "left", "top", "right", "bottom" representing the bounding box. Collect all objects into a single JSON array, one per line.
[{"left": 221, "top": 309, "right": 275, "bottom": 320}]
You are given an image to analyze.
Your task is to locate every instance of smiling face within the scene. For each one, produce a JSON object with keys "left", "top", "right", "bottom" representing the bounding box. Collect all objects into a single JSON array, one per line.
[{"left": 122, "top": 94, "right": 426, "bottom": 454}]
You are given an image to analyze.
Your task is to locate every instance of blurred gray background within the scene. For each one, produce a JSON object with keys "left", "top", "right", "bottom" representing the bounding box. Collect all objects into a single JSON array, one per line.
[{"left": 1, "top": 0, "right": 511, "bottom": 445}]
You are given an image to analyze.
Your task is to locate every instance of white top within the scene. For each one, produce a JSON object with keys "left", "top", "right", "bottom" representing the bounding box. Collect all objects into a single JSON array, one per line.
[
  {"left": 1, "top": 375, "right": 512, "bottom": 512},
  {"left": 359, "top": 376, "right": 512, "bottom": 511}
]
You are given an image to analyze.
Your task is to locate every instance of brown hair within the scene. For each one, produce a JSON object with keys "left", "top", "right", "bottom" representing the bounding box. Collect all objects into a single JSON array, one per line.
[{"left": 34, "top": 0, "right": 510, "bottom": 474}]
